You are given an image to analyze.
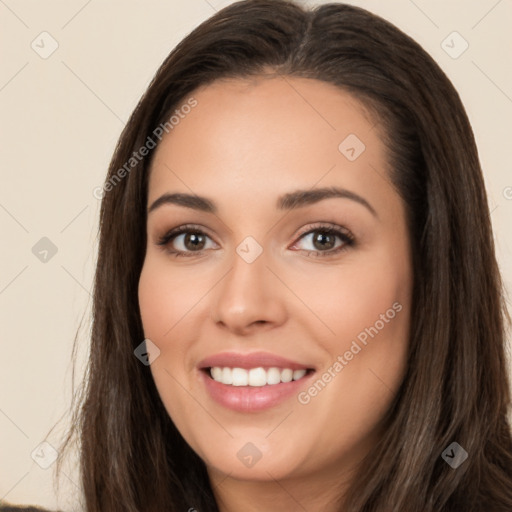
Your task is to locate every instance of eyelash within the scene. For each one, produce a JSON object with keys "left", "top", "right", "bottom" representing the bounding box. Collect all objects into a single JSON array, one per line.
[{"left": 156, "top": 222, "right": 356, "bottom": 259}]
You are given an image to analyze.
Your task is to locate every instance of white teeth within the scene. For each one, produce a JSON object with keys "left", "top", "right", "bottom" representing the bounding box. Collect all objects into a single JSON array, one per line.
[
  {"left": 222, "top": 367, "right": 233, "bottom": 384},
  {"left": 266, "top": 367, "right": 281, "bottom": 385},
  {"left": 232, "top": 367, "right": 248, "bottom": 386},
  {"left": 209, "top": 366, "right": 309, "bottom": 386},
  {"left": 280, "top": 368, "right": 293, "bottom": 383},
  {"left": 293, "top": 369, "right": 307, "bottom": 380},
  {"left": 211, "top": 367, "right": 223, "bottom": 381},
  {"left": 248, "top": 367, "right": 267, "bottom": 386}
]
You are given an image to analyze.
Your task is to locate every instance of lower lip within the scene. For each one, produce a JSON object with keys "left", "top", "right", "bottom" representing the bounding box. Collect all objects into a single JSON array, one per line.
[{"left": 200, "top": 369, "right": 314, "bottom": 412}]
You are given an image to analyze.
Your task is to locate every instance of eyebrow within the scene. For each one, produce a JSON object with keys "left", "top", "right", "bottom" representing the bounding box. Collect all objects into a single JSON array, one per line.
[{"left": 147, "top": 186, "right": 377, "bottom": 217}]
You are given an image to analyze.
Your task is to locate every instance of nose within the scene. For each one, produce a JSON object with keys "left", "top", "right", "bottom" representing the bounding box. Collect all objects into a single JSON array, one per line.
[{"left": 210, "top": 247, "right": 287, "bottom": 336}]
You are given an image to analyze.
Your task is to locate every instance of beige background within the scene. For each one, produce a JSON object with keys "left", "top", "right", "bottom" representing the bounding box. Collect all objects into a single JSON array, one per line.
[{"left": 1, "top": 0, "right": 511, "bottom": 509}]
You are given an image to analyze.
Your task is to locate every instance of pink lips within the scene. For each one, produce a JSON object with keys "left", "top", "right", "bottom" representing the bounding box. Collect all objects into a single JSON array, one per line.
[
  {"left": 197, "top": 351, "right": 315, "bottom": 412},
  {"left": 198, "top": 351, "right": 313, "bottom": 371}
]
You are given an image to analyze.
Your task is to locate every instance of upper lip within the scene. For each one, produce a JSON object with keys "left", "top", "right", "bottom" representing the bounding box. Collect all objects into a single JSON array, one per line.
[{"left": 198, "top": 351, "right": 315, "bottom": 371}]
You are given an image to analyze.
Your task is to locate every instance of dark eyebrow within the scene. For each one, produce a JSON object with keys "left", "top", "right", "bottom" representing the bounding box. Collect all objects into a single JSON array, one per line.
[
  {"left": 277, "top": 186, "right": 377, "bottom": 217},
  {"left": 147, "top": 186, "right": 377, "bottom": 217},
  {"left": 148, "top": 193, "right": 216, "bottom": 214}
]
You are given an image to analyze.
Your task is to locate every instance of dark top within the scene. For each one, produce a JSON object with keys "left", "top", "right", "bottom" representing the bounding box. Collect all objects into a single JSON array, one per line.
[{"left": 0, "top": 504, "right": 56, "bottom": 512}]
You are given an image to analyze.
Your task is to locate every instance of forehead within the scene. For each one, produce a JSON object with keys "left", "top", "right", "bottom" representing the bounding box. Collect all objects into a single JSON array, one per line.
[{"left": 147, "top": 76, "right": 390, "bottom": 212}]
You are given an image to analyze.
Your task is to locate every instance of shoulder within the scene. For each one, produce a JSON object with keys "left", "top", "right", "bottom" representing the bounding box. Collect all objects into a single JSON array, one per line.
[{"left": 0, "top": 503, "right": 58, "bottom": 512}]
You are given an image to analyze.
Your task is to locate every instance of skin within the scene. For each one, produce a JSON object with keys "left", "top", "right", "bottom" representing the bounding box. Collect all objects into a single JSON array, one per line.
[{"left": 138, "top": 75, "right": 413, "bottom": 512}]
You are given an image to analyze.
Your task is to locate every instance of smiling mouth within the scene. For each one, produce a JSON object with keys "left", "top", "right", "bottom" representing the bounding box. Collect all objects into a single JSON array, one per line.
[{"left": 203, "top": 366, "right": 315, "bottom": 387}]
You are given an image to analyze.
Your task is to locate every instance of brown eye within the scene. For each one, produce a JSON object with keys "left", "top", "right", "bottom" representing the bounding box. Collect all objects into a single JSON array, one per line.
[
  {"left": 181, "top": 232, "right": 207, "bottom": 251},
  {"left": 311, "top": 231, "right": 336, "bottom": 251},
  {"left": 292, "top": 224, "right": 355, "bottom": 258},
  {"left": 157, "top": 225, "right": 216, "bottom": 257}
]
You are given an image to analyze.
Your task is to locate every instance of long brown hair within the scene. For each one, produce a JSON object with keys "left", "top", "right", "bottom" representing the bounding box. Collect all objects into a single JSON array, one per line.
[{"left": 57, "top": 1, "right": 512, "bottom": 510}]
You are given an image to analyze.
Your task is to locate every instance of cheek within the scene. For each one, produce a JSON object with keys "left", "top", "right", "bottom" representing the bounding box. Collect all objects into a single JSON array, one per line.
[
  {"left": 292, "top": 266, "right": 411, "bottom": 464},
  {"left": 138, "top": 261, "right": 196, "bottom": 429},
  {"left": 296, "top": 248, "right": 410, "bottom": 348},
  {"left": 138, "top": 258, "right": 201, "bottom": 340},
  {"left": 138, "top": 257, "right": 213, "bottom": 403},
  {"left": 137, "top": 260, "right": 195, "bottom": 394},
  {"left": 295, "top": 239, "right": 412, "bottom": 412}
]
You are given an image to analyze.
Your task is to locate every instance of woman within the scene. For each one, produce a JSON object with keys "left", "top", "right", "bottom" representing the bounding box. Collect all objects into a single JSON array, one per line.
[{"left": 6, "top": 0, "right": 511, "bottom": 510}]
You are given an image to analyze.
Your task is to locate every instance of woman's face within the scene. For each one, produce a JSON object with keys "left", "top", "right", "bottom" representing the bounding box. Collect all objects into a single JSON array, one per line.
[{"left": 138, "top": 76, "right": 413, "bottom": 487}]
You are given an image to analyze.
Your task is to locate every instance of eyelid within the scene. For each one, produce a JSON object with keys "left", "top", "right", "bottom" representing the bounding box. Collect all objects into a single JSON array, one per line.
[
  {"left": 293, "top": 221, "right": 353, "bottom": 240},
  {"left": 156, "top": 223, "right": 218, "bottom": 246}
]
